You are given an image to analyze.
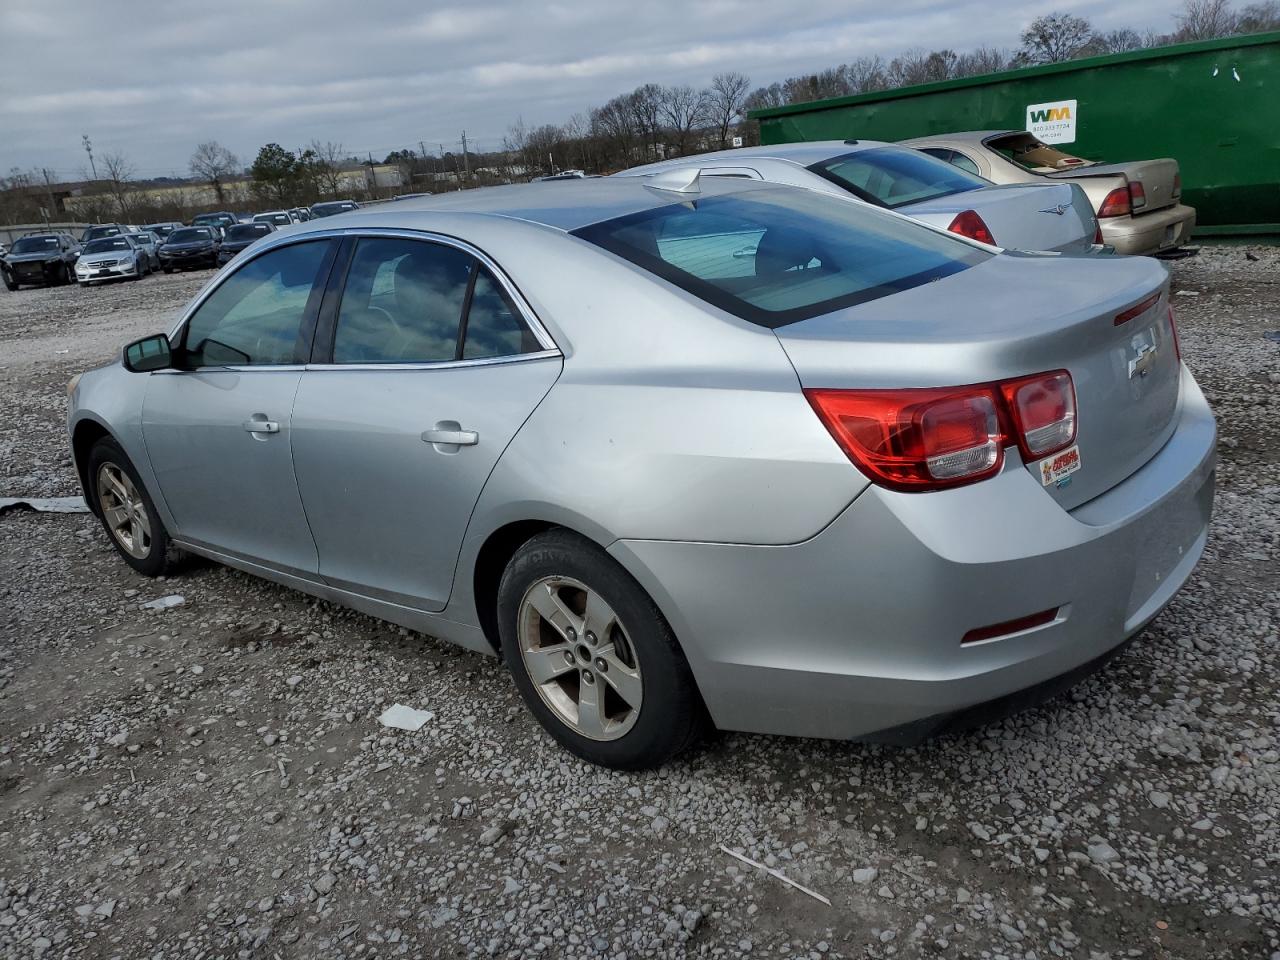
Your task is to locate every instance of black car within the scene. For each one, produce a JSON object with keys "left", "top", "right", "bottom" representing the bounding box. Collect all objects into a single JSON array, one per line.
[
  {"left": 216, "top": 222, "right": 275, "bottom": 265},
  {"left": 143, "top": 221, "right": 183, "bottom": 240},
  {"left": 190, "top": 211, "right": 238, "bottom": 234},
  {"left": 2, "top": 233, "right": 81, "bottom": 290},
  {"left": 310, "top": 199, "right": 361, "bottom": 218},
  {"left": 158, "top": 227, "right": 221, "bottom": 272},
  {"left": 80, "top": 223, "right": 135, "bottom": 243}
]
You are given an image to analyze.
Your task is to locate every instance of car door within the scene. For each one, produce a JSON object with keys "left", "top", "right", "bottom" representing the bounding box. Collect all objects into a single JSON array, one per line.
[
  {"left": 142, "top": 238, "right": 338, "bottom": 574},
  {"left": 290, "top": 232, "right": 562, "bottom": 611}
]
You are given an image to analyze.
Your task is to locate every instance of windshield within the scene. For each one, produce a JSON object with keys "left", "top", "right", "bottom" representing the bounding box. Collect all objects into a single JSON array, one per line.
[
  {"left": 573, "top": 187, "right": 988, "bottom": 328},
  {"left": 85, "top": 227, "right": 122, "bottom": 240},
  {"left": 985, "top": 132, "right": 1096, "bottom": 172},
  {"left": 226, "top": 224, "right": 271, "bottom": 241},
  {"left": 809, "top": 146, "right": 987, "bottom": 209},
  {"left": 84, "top": 238, "right": 132, "bottom": 254},
  {"left": 169, "top": 228, "right": 212, "bottom": 243},
  {"left": 312, "top": 202, "right": 357, "bottom": 217},
  {"left": 11, "top": 236, "right": 59, "bottom": 254}
]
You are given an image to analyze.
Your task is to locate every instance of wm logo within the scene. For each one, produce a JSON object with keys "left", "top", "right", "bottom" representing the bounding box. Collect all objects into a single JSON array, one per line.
[{"left": 1030, "top": 106, "right": 1072, "bottom": 123}]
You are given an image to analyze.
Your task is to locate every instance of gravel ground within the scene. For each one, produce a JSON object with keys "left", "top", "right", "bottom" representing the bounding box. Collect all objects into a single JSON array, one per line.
[{"left": 0, "top": 252, "right": 1277, "bottom": 960}]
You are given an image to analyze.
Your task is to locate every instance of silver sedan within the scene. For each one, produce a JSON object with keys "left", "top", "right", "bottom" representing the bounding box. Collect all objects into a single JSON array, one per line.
[{"left": 67, "top": 176, "right": 1215, "bottom": 768}]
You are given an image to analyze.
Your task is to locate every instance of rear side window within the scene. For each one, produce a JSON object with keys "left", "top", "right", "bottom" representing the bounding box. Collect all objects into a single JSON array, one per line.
[
  {"left": 331, "top": 238, "right": 541, "bottom": 364},
  {"left": 809, "top": 146, "right": 987, "bottom": 209},
  {"left": 573, "top": 188, "right": 988, "bottom": 328}
]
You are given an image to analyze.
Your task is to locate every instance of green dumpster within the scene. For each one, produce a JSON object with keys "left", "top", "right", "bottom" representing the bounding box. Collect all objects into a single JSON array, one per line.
[{"left": 751, "top": 32, "right": 1280, "bottom": 234}]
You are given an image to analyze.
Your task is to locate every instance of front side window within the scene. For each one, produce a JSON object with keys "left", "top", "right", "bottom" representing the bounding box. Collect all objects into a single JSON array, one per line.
[
  {"left": 332, "top": 238, "right": 472, "bottom": 364},
  {"left": 809, "top": 146, "right": 987, "bottom": 209},
  {"left": 182, "top": 241, "right": 333, "bottom": 367},
  {"left": 573, "top": 187, "right": 989, "bottom": 328}
]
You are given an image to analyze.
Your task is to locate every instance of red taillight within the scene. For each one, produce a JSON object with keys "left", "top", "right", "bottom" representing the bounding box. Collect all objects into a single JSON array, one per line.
[
  {"left": 1172, "top": 172, "right": 1182, "bottom": 198},
  {"left": 999, "top": 370, "right": 1076, "bottom": 459},
  {"left": 807, "top": 370, "right": 1078, "bottom": 492},
  {"left": 1168, "top": 304, "right": 1181, "bottom": 361},
  {"left": 947, "top": 210, "right": 996, "bottom": 245},
  {"left": 1093, "top": 221, "right": 1103, "bottom": 245},
  {"left": 1128, "top": 180, "right": 1146, "bottom": 210},
  {"left": 805, "top": 386, "right": 1005, "bottom": 491},
  {"left": 1114, "top": 292, "right": 1161, "bottom": 326},
  {"left": 1098, "top": 187, "right": 1131, "bottom": 218}
]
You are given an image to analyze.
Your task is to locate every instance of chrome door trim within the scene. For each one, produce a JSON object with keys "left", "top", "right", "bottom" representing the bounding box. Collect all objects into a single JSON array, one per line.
[
  {"left": 167, "top": 226, "right": 561, "bottom": 356},
  {"left": 300, "top": 349, "right": 560, "bottom": 373}
]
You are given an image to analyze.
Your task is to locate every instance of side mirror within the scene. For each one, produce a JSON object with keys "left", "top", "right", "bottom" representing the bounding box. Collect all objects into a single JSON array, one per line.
[{"left": 123, "top": 334, "right": 173, "bottom": 373}]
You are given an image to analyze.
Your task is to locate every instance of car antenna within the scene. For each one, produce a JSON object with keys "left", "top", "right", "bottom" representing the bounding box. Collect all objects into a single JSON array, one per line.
[
  {"left": 644, "top": 167, "right": 701, "bottom": 195},
  {"left": 844, "top": 139, "right": 859, "bottom": 145}
]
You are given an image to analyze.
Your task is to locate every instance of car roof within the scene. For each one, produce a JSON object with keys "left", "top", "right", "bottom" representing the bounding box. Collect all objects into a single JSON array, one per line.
[
  {"left": 339, "top": 176, "right": 788, "bottom": 232},
  {"left": 621, "top": 140, "right": 901, "bottom": 174}
]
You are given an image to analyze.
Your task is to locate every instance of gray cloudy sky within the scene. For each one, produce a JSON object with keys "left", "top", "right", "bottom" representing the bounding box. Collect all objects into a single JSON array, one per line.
[{"left": 2, "top": 0, "right": 1176, "bottom": 180}]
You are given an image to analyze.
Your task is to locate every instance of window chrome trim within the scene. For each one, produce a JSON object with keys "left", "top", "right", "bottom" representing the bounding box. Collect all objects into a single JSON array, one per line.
[
  {"left": 150, "top": 364, "right": 309, "bottom": 375},
  {"left": 301, "top": 349, "right": 560, "bottom": 373},
  {"left": 168, "top": 225, "right": 561, "bottom": 360}
]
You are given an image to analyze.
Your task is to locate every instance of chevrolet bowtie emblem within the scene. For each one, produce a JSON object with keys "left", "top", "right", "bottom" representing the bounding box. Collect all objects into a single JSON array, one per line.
[
  {"left": 1129, "top": 343, "right": 1159, "bottom": 379},
  {"left": 1039, "top": 204, "right": 1070, "bottom": 216}
]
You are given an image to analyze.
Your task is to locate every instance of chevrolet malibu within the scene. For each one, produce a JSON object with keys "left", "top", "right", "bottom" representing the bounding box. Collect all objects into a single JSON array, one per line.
[{"left": 67, "top": 176, "right": 1215, "bottom": 769}]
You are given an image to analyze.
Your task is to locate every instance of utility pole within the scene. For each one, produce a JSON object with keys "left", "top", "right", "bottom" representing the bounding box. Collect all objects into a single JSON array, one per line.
[
  {"left": 366, "top": 152, "right": 377, "bottom": 196},
  {"left": 40, "top": 168, "right": 56, "bottom": 226},
  {"left": 460, "top": 131, "right": 470, "bottom": 182},
  {"left": 82, "top": 134, "right": 97, "bottom": 181}
]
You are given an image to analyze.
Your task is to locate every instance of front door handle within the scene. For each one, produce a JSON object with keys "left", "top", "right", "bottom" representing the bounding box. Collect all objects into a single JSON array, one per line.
[
  {"left": 421, "top": 427, "right": 478, "bottom": 446},
  {"left": 242, "top": 419, "right": 279, "bottom": 434}
]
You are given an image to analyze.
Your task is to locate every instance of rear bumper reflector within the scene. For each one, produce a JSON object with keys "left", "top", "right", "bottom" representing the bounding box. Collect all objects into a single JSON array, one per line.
[{"left": 962, "top": 607, "right": 1060, "bottom": 645}]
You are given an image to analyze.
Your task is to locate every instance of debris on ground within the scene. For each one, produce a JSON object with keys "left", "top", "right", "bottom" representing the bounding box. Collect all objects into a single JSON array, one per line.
[
  {"left": 0, "top": 496, "right": 89, "bottom": 515},
  {"left": 377, "top": 703, "right": 435, "bottom": 731}
]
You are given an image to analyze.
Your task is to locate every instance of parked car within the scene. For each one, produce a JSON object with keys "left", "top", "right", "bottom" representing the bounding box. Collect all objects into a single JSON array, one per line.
[
  {"left": 310, "top": 199, "right": 360, "bottom": 218},
  {"left": 67, "top": 177, "right": 1215, "bottom": 769},
  {"left": 2, "top": 232, "right": 81, "bottom": 289},
  {"left": 619, "top": 141, "right": 1100, "bottom": 254},
  {"left": 157, "top": 227, "right": 221, "bottom": 272},
  {"left": 81, "top": 223, "right": 138, "bottom": 244},
  {"left": 143, "top": 221, "right": 183, "bottom": 240},
  {"left": 289, "top": 207, "right": 313, "bottom": 222},
  {"left": 252, "top": 210, "right": 297, "bottom": 230},
  {"left": 74, "top": 234, "right": 149, "bottom": 284},
  {"left": 191, "top": 212, "right": 238, "bottom": 234},
  {"left": 901, "top": 131, "right": 1195, "bottom": 255},
  {"left": 217, "top": 222, "right": 275, "bottom": 265},
  {"left": 130, "top": 231, "right": 163, "bottom": 272}
]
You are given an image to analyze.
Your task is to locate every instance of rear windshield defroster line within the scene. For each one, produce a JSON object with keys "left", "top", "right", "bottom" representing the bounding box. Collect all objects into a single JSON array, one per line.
[{"left": 571, "top": 190, "right": 987, "bottom": 329}]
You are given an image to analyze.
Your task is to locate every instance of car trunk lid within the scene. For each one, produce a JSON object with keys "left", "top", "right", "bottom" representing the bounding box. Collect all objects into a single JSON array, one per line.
[
  {"left": 1047, "top": 159, "right": 1181, "bottom": 215},
  {"left": 774, "top": 254, "right": 1181, "bottom": 509},
  {"left": 902, "top": 181, "right": 1096, "bottom": 253}
]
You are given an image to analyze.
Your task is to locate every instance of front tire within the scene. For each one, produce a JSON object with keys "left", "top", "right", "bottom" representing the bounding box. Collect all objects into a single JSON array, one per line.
[
  {"left": 87, "top": 438, "right": 176, "bottom": 577},
  {"left": 497, "top": 529, "right": 705, "bottom": 769}
]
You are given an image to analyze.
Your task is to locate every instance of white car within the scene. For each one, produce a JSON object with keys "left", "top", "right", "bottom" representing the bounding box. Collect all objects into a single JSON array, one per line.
[
  {"left": 74, "top": 235, "right": 150, "bottom": 285},
  {"left": 252, "top": 210, "right": 298, "bottom": 230},
  {"left": 618, "top": 140, "right": 1102, "bottom": 255}
]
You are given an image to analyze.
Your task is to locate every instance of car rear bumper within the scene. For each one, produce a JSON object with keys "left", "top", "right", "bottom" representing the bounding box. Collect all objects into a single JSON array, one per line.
[
  {"left": 1103, "top": 203, "right": 1196, "bottom": 256},
  {"left": 610, "top": 365, "right": 1216, "bottom": 741}
]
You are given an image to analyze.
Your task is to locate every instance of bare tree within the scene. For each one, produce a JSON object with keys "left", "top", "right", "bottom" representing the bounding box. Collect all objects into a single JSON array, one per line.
[
  {"left": 706, "top": 72, "right": 751, "bottom": 148},
  {"left": 846, "top": 56, "right": 888, "bottom": 93},
  {"left": 661, "top": 85, "right": 709, "bottom": 157},
  {"left": 1080, "top": 28, "right": 1146, "bottom": 56},
  {"left": 308, "top": 140, "right": 346, "bottom": 198},
  {"left": 627, "top": 84, "right": 665, "bottom": 160},
  {"left": 743, "top": 82, "right": 786, "bottom": 113},
  {"left": 100, "top": 150, "right": 135, "bottom": 219},
  {"left": 1018, "top": 12, "right": 1095, "bottom": 63},
  {"left": 189, "top": 141, "right": 239, "bottom": 205},
  {"left": 887, "top": 49, "right": 958, "bottom": 86},
  {"left": 1239, "top": 0, "right": 1280, "bottom": 31},
  {"left": 954, "top": 47, "right": 1013, "bottom": 77},
  {"left": 1174, "top": 0, "right": 1240, "bottom": 38}
]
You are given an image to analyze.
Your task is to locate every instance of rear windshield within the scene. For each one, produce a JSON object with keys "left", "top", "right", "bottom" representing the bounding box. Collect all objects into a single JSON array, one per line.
[
  {"left": 169, "top": 228, "right": 212, "bottom": 242},
  {"left": 11, "top": 236, "right": 59, "bottom": 253},
  {"left": 985, "top": 133, "right": 1096, "bottom": 172},
  {"left": 809, "top": 146, "right": 987, "bottom": 209},
  {"left": 84, "top": 237, "right": 132, "bottom": 253},
  {"left": 573, "top": 188, "right": 988, "bottom": 328},
  {"left": 226, "top": 224, "right": 272, "bottom": 240}
]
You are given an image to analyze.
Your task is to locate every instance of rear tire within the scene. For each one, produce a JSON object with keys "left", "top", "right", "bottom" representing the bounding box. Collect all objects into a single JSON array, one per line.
[
  {"left": 87, "top": 438, "right": 176, "bottom": 577},
  {"left": 497, "top": 529, "right": 705, "bottom": 769}
]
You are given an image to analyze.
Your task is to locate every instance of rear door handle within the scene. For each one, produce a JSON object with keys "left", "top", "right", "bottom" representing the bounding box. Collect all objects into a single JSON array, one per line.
[
  {"left": 421, "top": 427, "right": 478, "bottom": 446},
  {"left": 242, "top": 420, "right": 279, "bottom": 434}
]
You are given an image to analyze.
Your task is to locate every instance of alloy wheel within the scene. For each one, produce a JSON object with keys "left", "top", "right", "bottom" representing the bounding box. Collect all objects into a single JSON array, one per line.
[
  {"left": 517, "top": 575, "right": 643, "bottom": 741},
  {"left": 96, "top": 463, "right": 151, "bottom": 559}
]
